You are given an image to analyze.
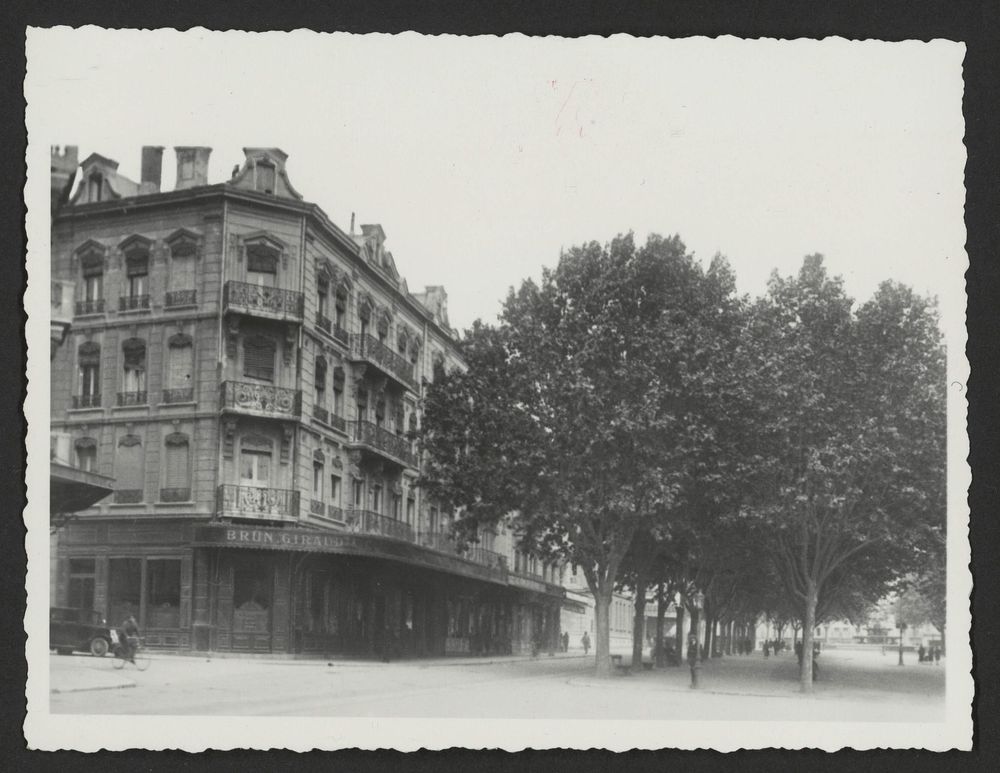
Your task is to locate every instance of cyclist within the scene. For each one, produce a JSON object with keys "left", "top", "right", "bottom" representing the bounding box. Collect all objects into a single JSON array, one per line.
[{"left": 118, "top": 614, "right": 141, "bottom": 663}]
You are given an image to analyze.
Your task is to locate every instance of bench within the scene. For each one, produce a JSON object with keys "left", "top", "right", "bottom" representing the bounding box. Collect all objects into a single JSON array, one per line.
[{"left": 610, "top": 654, "right": 631, "bottom": 674}]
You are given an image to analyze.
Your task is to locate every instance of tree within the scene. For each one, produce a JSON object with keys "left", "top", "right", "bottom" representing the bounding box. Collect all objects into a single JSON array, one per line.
[
  {"left": 742, "top": 256, "right": 947, "bottom": 691},
  {"left": 420, "top": 234, "right": 745, "bottom": 675}
]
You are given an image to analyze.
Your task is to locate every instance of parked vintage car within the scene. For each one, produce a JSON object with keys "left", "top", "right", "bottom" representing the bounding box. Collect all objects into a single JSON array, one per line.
[{"left": 49, "top": 607, "right": 115, "bottom": 656}]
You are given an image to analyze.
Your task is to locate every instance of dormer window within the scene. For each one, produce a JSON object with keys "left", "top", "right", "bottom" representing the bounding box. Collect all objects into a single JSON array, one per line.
[
  {"left": 87, "top": 173, "right": 103, "bottom": 202},
  {"left": 256, "top": 162, "right": 276, "bottom": 194}
]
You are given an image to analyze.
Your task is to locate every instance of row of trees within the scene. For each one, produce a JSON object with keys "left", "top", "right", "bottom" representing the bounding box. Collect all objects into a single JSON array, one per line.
[{"left": 419, "top": 233, "right": 946, "bottom": 692}]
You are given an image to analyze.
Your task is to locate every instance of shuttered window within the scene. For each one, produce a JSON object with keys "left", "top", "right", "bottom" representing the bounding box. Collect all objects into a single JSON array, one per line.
[
  {"left": 164, "top": 434, "right": 190, "bottom": 490},
  {"left": 167, "top": 336, "right": 194, "bottom": 390},
  {"left": 243, "top": 336, "right": 276, "bottom": 381},
  {"left": 115, "top": 436, "right": 144, "bottom": 500},
  {"left": 169, "top": 254, "right": 195, "bottom": 291}
]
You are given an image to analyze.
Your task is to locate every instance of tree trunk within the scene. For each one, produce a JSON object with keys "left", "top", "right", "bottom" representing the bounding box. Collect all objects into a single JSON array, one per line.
[
  {"left": 655, "top": 583, "right": 667, "bottom": 667},
  {"left": 594, "top": 585, "right": 613, "bottom": 677},
  {"left": 800, "top": 582, "right": 817, "bottom": 693},
  {"left": 631, "top": 578, "right": 647, "bottom": 672},
  {"left": 690, "top": 606, "right": 700, "bottom": 660},
  {"left": 898, "top": 623, "right": 906, "bottom": 666},
  {"left": 674, "top": 604, "right": 685, "bottom": 666}
]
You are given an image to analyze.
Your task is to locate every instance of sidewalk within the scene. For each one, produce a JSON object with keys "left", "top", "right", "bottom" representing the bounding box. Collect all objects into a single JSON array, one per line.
[
  {"left": 50, "top": 655, "right": 135, "bottom": 694},
  {"left": 135, "top": 649, "right": 587, "bottom": 668}
]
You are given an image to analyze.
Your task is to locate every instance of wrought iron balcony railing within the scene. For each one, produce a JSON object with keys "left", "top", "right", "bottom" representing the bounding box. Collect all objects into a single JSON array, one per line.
[
  {"left": 332, "top": 325, "right": 350, "bottom": 347},
  {"left": 160, "top": 487, "right": 191, "bottom": 502},
  {"left": 312, "top": 405, "right": 329, "bottom": 424},
  {"left": 221, "top": 381, "right": 301, "bottom": 418},
  {"left": 114, "top": 489, "right": 143, "bottom": 504},
  {"left": 223, "top": 280, "right": 304, "bottom": 321},
  {"left": 75, "top": 299, "right": 104, "bottom": 316},
  {"left": 119, "top": 294, "right": 150, "bottom": 312},
  {"left": 310, "top": 499, "right": 325, "bottom": 516},
  {"left": 165, "top": 289, "right": 197, "bottom": 308},
  {"left": 463, "top": 546, "right": 509, "bottom": 573},
  {"left": 162, "top": 388, "right": 195, "bottom": 404},
  {"left": 328, "top": 413, "right": 347, "bottom": 433},
  {"left": 349, "top": 420, "right": 417, "bottom": 468},
  {"left": 326, "top": 505, "right": 345, "bottom": 522},
  {"left": 72, "top": 394, "right": 102, "bottom": 409},
  {"left": 349, "top": 334, "right": 417, "bottom": 391},
  {"left": 418, "top": 531, "right": 458, "bottom": 554},
  {"left": 346, "top": 509, "right": 414, "bottom": 542},
  {"left": 315, "top": 311, "right": 332, "bottom": 334},
  {"left": 116, "top": 391, "right": 148, "bottom": 407},
  {"left": 216, "top": 484, "right": 300, "bottom": 521}
]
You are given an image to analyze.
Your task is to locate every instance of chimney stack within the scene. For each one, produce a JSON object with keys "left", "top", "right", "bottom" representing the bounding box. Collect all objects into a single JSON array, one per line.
[
  {"left": 174, "top": 146, "right": 212, "bottom": 190},
  {"left": 350, "top": 212, "right": 355, "bottom": 236},
  {"left": 140, "top": 146, "right": 164, "bottom": 193}
]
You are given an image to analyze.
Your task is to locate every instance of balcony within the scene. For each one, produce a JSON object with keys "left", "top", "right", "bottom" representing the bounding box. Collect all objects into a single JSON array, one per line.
[
  {"left": 160, "top": 487, "right": 191, "bottom": 502},
  {"left": 165, "top": 289, "right": 197, "bottom": 308},
  {"left": 349, "top": 334, "right": 417, "bottom": 392},
  {"left": 72, "top": 394, "right": 101, "bottom": 409},
  {"left": 418, "top": 530, "right": 458, "bottom": 554},
  {"left": 116, "top": 391, "right": 148, "bottom": 407},
  {"left": 220, "top": 381, "right": 301, "bottom": 420},
  {"left": 223, "top": 280, "right": 304, "bottom": 323},
  {"left": 346, "top": 509, "right": 414, "bottom": 542},
  {"left": 75, "top": 298, "right": 104, "bottom": 316},
  {"left": 309, "top": 499, "right": 325, "bottom": 516},
  {"left": 312, "top": 405, "right": 329, "bottom": 424},
  {"left": 332, "top": 325, "right": 350, "bottom": 347},
  {"left": 348, "top": 420, "right": 417, "bottom": 468},
  {"left": 113, "top": 489, "right": 143, "bottom": 504},
  {"left": 162, "top": 388, "right": 195, "bottom": 404},
  {"left": 463, "top": 546, "right": 509, "bottom": 573},
  {"left": 311, "top": 405, "right": 348, "bottom": 434},
  {"left": 119, "top": 294, "right": 150, "bottom": 312},
  {"left": 315, "top": 311, "right": 332, "bottom": 334},
  {"left": 216, "top": 484, "right": 300, "bottom": 522}
]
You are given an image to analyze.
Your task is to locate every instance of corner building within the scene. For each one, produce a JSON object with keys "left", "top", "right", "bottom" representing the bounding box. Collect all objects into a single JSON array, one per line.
[{"left": 50, "top": 145, "right": 565, "bottom": 657}]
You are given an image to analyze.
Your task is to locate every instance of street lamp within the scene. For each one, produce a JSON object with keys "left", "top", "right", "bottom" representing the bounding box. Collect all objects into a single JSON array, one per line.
[{"left": 689, "top": 590, "right": 705, "bottom": 689}]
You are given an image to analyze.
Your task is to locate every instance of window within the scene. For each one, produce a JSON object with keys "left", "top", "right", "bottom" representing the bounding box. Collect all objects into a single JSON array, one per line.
[
  {"left": 146, "top": 560, "right": 181, "bottom": 629},
  {"left": 246, "top": 245, "right": 277, "bottom": 286},
  {"left": 391, "top": 494, "right": 402, "bottom": 520},
  {"left": 357, "top": 387, "right": 368, "bottom": 422},
  {"left": 108, "top": 557, "right": 141, "bottom": 625},
  {"left": 332, "top": 367, "right": 344, "bottom": 417},
  {"left": 240, "top": 440, "right": 272, "bottom": 486},
  {"left": 75, "top": 437, "right": 97, "bottom": 472},
  {"left": 429, "top": 506, "right": 439, "bottom": 533},
  {"left": 374, "top": 397, "right": 386, "bottom": 428},
  {"left": 314, "top": 356, "right": 327, "bottom": 406},
  {"left": 376, "top": 314, "right": 390, "bottom": 344},
  {"left": 317, "top": 277, "right": 329, "bottom": 318},
  {"left": 168, "top": 238, "right": 196, "bottom": 296},
  {"left": 121, "top": 338, "right": 147, "bottom": 404},
  {"left": 334, "top": 286, "right": 348, "bottom": 329},
  {"left": 313, "top": 460, "right": 324, "bottom": 499},
  {"left": 87, "top": 173, "right": 103, "bottom": 202},
  {"left": 256, "top": 162, "right": 276, "bottom": 194},
  {"left": 162, "top": 433, "right": 191, "bottom": 501},
  {"left": 68, "top": 558, "right": 96, "bottom": 611},
  {"left": 77, "top": 342, "right": 101, "bottom": 405},
  {"left": 165, "top": 334, "right": 194, "bottom": 402},
  {"left": 81, "top": 252, "right": 103, "bottom": 309},
  {"left": 406, "top": 497, "right": 415, "bottom": 527},
  {"left": 352, "top": 479, "right": 364, "bottom": 508},
  {"left": 329, "top": 475, "right": 341, "bottom": 507},
  {"left": 243, "top": 335, "right": 276, "bottom": 381},
  {"left": 125, "top": 253, "right": 148, "bottom": 299},
  {"left": 114, "top": 435, "right": 144, "bottom": 503},
  {"left": 371, "top": 485, "right": 382, "bottom": 513}
]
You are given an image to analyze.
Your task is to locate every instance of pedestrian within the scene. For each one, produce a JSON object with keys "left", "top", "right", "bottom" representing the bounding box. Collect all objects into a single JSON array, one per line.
[
  {"left": 794, "top": 640, "right": 803, "bottom": 665},
  {"left": 562, "top": 631, "right": 569, "bottom": 652},
  {"left": 763, "top": 641, "right": 770, "bottom": 658},
  {"left": 935, "top": 646, "right": 942, "bottom": 664},
  {"left": 918, "top": 644, "right": 926, "bottom": 663},
  {"left": 581, "top": 631, "right": 590, "bottom": 656}
]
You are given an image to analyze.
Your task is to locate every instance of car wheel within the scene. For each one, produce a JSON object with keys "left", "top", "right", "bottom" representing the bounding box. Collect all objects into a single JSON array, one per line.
[{"left": 90, "top": 637, "right": 109, "bottom": 657}]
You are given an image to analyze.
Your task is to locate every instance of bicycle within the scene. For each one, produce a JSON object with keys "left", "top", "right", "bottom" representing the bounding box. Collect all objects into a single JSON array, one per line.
[{"left": 110, "top": 632, "right": 151, "bottom": 671}]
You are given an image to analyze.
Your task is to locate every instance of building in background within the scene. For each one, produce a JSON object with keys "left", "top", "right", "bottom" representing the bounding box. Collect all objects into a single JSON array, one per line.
[
  {"left": 559, "top": 564, "right": 638, "bottom": 653},
  {"left": 49, "top": 144, "right": 564, "bottom": 657}
]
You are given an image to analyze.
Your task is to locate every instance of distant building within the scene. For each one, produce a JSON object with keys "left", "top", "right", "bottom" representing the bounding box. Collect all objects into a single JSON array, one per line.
[
  {"left": 558, "top": 564, "right": 638, "bottom": 652},
  {"left": 49, "top": 144, "right": 565, "bottom": 656}
]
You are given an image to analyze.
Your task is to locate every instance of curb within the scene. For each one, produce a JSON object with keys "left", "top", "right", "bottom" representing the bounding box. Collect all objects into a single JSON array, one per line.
[{"left": 51, "top": 680, "right": 136, "bottom": 695}]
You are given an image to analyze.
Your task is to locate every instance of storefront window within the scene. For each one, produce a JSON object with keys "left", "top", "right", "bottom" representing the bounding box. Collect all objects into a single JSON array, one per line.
[
  {"left": 146, "top": 559, "right": 181, "bottom": 629},
  {"left": 108, "top": 558, "right": 141, "bottom": 625},
  {"left": 68, "top": 558, "right": 96, "bottom": 611}
]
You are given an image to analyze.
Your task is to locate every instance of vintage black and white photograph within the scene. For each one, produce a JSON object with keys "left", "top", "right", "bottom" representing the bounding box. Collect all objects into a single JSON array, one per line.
[{"left": 24, "top": 28, "right": 970, "bottom": 751}]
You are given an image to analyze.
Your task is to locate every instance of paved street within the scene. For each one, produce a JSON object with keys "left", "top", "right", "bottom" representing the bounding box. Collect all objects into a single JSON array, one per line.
[{"left": 50, "top": 646, "right": 945, "bottom": 721}]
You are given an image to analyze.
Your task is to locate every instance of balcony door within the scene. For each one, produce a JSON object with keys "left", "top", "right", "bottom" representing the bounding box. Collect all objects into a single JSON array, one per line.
[
  {"left": 231, "top": 555, "right": 273, "bottom": 652},
  {"left": 240, "top": 448, "right": 272, "bottom": 489}
]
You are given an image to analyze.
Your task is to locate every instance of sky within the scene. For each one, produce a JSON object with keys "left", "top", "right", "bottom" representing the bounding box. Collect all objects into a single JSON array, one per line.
[{"left": 27, "top": 29, "right": 966, "bottom": 333}]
